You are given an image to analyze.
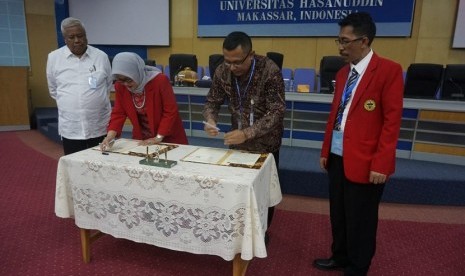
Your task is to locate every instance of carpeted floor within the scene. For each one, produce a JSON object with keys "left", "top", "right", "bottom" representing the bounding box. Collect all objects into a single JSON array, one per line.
[{"left": 1, "top": 130, "right": 465, "bottom": 275}]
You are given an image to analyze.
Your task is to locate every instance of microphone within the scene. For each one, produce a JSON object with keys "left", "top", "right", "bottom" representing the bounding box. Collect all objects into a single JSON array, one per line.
[{"left": 448, "top": 77, "right": 464, "bottom": 99}]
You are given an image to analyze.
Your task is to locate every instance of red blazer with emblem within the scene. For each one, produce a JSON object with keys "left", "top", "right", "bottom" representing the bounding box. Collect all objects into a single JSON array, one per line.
[
  {"left": 321, "top": 53, "right": 404, "bottom": 184},
  {"left": 108, "top": 74, "right": 188, "bottom": 144}
]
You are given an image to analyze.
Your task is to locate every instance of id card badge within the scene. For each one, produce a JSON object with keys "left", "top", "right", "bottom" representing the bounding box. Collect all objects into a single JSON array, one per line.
[
  {"left": 330, "top": 130, "right": 343, "bottom": 156},
  {"left": 88, "top": 76, "right": 97, "bottom": 89},
  {"left": 250, "top": 99, "right": 254, "bottom": 126}
]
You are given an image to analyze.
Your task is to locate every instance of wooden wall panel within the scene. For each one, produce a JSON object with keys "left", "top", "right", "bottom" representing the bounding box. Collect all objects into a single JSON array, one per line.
[
  {"left": 24, "top": 0, "right": 465, "bottom": 110},
  {"left": 0, "top": 67, "right": 30, "bottom": 129},
  {"left": 419, "top": 110, "right": 465, "bottom": 122},
  {"left": 414, "top": 143, "right": 465, "bottom": 156}
]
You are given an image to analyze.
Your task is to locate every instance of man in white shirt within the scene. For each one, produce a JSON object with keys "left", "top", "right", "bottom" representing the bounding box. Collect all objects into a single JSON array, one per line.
[{"left": 46, "top": 17, "right": 112, "bottom": 155}]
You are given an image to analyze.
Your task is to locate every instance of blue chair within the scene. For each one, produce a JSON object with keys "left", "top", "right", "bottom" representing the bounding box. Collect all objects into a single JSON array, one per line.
[
  {"left": 197, "top": 66, "right": 204, "bottom": 79},
  {"left": 156, "top": 64, "right": 163, "bottom": 72},
  {"left": 293, "top": 68, "right": 316, "bottom": 92},
  {"left": 282, "top": 68, "right": 293, "bottom": 80},
  {"left": 164, "top": 65, "right": 170, "bottom": 80}
]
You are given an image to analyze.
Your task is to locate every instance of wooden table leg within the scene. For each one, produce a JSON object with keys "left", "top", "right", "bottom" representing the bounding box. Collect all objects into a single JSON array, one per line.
[
  {"left": 80, "top": 228, "right": 105, "bottom": 263},
  {"left": 233, "top": 254, "right": 250, "bottom": 276},
  {"left": 80, "top": 228, "right": 91, "bottom": 263}
]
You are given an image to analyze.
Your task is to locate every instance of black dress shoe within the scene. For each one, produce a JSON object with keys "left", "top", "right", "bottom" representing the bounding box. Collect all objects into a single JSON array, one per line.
[{"left": 313, "top": 258, "right": 346, "bottom": 271}]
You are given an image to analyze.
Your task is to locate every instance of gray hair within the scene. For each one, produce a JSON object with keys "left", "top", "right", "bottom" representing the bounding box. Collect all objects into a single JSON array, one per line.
[{"left": 60, "top": 17, "right": 85, "bottom": 35}]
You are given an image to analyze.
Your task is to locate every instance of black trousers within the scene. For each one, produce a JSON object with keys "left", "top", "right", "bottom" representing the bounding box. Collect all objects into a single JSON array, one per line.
[
  {"left": 62, "top": 135, "right": 106, "bottom": 155},
  {"left": 327, "top": 154, "right": 385, "bottom": 276}
]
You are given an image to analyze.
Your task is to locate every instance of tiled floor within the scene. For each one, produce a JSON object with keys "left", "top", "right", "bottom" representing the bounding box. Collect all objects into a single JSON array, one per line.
[{"left": 17, "top": 130, "right": 465, "bottom": 225}]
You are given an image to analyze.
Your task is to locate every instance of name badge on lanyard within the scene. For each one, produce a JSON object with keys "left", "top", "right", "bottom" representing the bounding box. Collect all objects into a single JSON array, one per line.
[
  {"left": 235, "top": 59, "right": 256, "bottom": 130},
  {"left": 88, "top": 76, "right": 97, "bottom": 89},
  {"left": 330, "top": 130, "right": 343, "bottom": 156},
  {"left": 88, "top": 65, "right": 97, "bottom": 89},
  {"left": 250, "top": 99, "right": 254, "bottom": 126}
]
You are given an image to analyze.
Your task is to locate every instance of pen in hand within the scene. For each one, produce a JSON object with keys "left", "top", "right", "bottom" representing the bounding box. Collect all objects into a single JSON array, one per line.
[
  {"left": 202, "top": 121, "right": 220, "bottom": 131},
  {"left": 100, "top": 138, "right": 116, "bottom": 152}
]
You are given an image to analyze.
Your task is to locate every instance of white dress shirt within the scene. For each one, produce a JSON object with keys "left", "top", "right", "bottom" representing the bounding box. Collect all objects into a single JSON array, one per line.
[
  {"left": 46, "top": 45, "right": 112, "bottom": 139},
  {"left": 340, "top": 49, "right": 373, "bottom": 131}
]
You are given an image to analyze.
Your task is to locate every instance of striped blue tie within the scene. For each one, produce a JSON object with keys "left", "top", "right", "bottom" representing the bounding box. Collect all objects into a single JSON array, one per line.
[{"left": 334, "top": 68, "right": 359, "bottom": 130}]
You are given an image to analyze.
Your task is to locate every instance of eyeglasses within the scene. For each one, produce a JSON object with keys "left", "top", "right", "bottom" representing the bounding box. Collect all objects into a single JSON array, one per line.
[
  {"left": 335, "top": 37, "right": 364, "bottom": 47},
  {"left": 224, "top": 50, "right": 251, "bottom": 68},
  {"left": 115, "top": 77, "right": 134, "bottom": 84}
]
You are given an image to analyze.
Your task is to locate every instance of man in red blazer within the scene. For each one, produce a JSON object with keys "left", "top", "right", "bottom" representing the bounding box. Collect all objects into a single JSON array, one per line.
[{"left": 313, "top": 12, "right": 404, "bottom": 276}]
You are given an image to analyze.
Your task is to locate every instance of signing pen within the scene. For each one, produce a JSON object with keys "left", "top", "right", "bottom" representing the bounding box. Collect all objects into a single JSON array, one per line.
[
  {"left": 108, "top": 138, "right": 116, "bottom": 147},
  {"left": 202, "top": 121, "right": 220, "bottom": 131},
  {"left": 100, "top": 138, "right": 116, "bottom": 152}
]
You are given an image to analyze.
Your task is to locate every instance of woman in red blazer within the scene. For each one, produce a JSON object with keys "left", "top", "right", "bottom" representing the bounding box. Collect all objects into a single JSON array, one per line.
[{"left": 101, "top": 52, "right": 187, "bottom": 149}]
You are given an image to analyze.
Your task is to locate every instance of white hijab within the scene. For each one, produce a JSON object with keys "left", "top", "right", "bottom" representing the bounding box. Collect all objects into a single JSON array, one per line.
[{"left": 111, "top": 52, "right": 161, "bottom": 93}]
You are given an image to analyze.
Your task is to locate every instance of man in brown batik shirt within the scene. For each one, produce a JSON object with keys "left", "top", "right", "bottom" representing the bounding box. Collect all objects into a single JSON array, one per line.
[{"left": 203, "top": 31, "right": 285, "bottom": 243}]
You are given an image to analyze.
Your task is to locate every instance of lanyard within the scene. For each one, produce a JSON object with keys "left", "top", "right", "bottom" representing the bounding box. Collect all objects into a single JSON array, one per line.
[{"left": 234, "top": 58, "right": 256, "bottom": 129}]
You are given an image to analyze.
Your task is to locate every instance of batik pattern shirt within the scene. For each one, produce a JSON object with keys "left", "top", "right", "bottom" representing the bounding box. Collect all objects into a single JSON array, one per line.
[{"left": 203, "top": 55, "right": 285, "bottom": 153}]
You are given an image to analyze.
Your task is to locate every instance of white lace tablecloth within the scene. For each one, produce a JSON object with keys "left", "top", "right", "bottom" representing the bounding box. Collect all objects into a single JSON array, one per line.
[{"left": 55, "top": 143, "right": 282, "bottom": 261}]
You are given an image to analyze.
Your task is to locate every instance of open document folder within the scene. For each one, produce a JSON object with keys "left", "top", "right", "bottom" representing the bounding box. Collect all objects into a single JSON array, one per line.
[
  {"left": 93, "top": 138, "right": 172, "bottom": 156},
  {"left": 181, "top": 147, "right": 267, "bottom": 169}
]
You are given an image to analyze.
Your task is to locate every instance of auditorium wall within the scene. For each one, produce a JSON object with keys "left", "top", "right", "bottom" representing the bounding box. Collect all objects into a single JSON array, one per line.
[{"left": 25, "top": 0, "right": 465, "bottom": 109}]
